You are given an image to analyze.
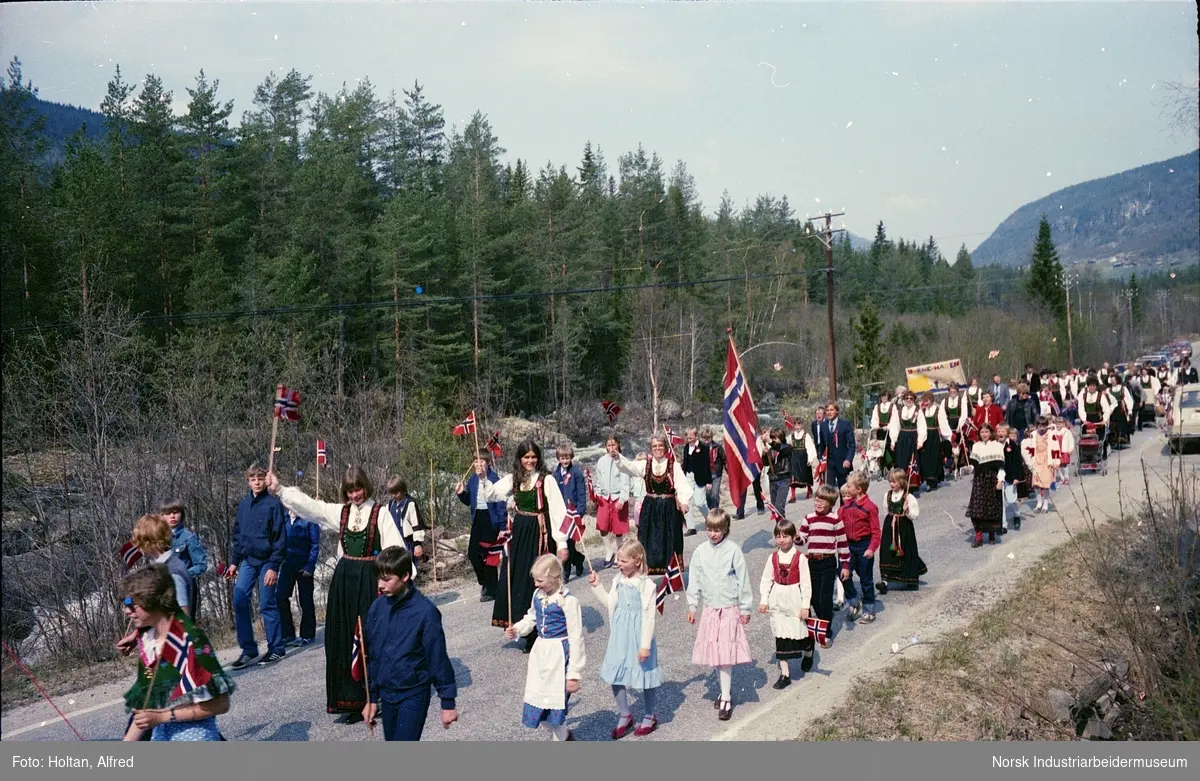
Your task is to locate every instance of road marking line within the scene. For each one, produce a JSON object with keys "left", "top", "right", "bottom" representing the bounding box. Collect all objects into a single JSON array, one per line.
[{"left": 2, "top": 697, "right": 124, "bottom": 739}]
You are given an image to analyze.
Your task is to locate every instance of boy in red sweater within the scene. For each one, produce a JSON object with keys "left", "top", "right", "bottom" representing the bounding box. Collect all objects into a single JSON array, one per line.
[
  {"left": 839, "top": 471, "right": 881, "bottom": 624},
  {"left": 799, "top": 484, "right": 851, "bottom": 647}
]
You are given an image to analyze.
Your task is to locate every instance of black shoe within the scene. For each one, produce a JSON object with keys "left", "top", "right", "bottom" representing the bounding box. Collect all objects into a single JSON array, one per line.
[
  {"left": 908, "top": 583, "right": 919, "bottom": 591},
  {"left": 800, "top": 652, "right": 814, "bottom": 672},
  {"left": 230, "top": 654, "right": 257, "bottom": 670},
  {"left": 340, "top": 712, "right": 364, "bottom": 725},
  {"left": 257, "top": 651, "right": 285, "bottom": 666},
  {"left": 480, "top": 593, "right": 495, "bottom": 603},
  {"left": 735, "top": 511, "right": 745, "bottom": 520},
  {"left": 684, "top": 529, "right": 697, "bottom": 536},
  {"left": 772, "top": 675, "right": 791, "bottom": 690},
  {"left": 756, "top": 506, "right": 766, "bottom": 516},
  {"left": 876, "top": 583, "right": 888, "bottom": 595}
]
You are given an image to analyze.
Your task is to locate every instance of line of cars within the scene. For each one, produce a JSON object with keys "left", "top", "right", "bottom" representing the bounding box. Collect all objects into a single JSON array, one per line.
[{"left": 1156, "top": 340, "right": 1200, "bottom": 454}]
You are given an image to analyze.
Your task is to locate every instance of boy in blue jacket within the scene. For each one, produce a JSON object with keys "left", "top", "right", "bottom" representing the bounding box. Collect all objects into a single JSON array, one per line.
[
  {"left": 225, "top": 463, "right": 288, "bottom": 669},
  {"left": 456, "top": 451, "right": 508, "bottom": 603},
  {"left": 553, "top": 443, "right": 589, "bottom": 581},
  {"left": 160, "top": 500, "right": 208, "bottom": 621},
  {"left": 279, "top": 508, "right": 322, "bottom": 648},
  {"left": 362, "top": 546, "right": 458, "bottom": 741}
]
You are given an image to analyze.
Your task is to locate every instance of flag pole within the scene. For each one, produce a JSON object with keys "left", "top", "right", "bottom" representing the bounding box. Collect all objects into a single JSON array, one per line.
[
  {"left": 471, "top": 409, "right": 480, "bottom": 461},
  {"left": 268, "top": 385, "right": 282, "bottom": 475},
  {"left": 430, "top": 457, "right": 437, "bottom": 586},
  {"left": 358, "top": 616, "right": 374, "bottom": 736},
  {"left": 315, "top": 446, "right": 321, "bottom": 501},
  {"left": 505, "top": 512, "right": 513, "bottom": 628}
]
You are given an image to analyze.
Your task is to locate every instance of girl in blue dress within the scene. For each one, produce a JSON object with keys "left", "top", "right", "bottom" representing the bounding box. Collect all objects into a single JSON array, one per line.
[{"left": 588, "top": 540, "right": 664, "bottom": 739}]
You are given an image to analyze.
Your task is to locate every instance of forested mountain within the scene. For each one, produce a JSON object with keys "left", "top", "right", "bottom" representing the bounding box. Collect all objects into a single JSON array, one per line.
[{"left": 972, "top": 151, "right": 1200, "bottom": 269}]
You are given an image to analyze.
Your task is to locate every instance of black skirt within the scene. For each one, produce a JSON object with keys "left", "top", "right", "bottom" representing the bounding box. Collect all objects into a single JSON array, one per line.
[
  {"left": 919, "top": 431, "right": 945, "bottom": 485},
  {"left": 638, "top": 495, "right": 685, "bottom": 575},
  {"left": 492, "top": 512, "right": 556, "bottom": 629},
  {"left": 879, "top": 514, "right": 927, "bottom": 585},
  {"left": 893, "top": 430, "right": 919, "bottom": 477},
  {"left": 789, "top": 448, "right": 814, "bottom": 488},
  {"left": 775, "top": 636, "right": 812, "bottom": 660},
  {"left": 325, "top": 557, "right": 378, "bottom": 713},
  {"left": 967, "top": 463, "right": 1004, "bottom": 532}
]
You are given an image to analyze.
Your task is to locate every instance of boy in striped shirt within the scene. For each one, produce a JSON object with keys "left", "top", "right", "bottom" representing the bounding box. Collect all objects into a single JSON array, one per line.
[{"left": 798, "top": 484, "right": 851, "bottom": 648}]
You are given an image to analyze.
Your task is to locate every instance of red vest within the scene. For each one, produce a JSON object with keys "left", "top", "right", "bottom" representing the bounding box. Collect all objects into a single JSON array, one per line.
[{"left": 771, "top": 550, "right": 803, "bottom": 586}]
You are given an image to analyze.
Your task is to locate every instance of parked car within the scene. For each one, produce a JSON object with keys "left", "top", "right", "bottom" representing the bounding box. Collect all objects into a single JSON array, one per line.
[{"left": 1166, "top": 382, "right": 1200, "bottom": 454}]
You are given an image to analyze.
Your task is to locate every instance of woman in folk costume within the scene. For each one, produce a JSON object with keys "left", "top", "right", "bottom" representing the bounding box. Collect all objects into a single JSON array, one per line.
[
  {"left": 1135, "top": 368, "right": 1161, "bottom": 429},
  {"left": 887, "top": 391, "right": 927, "bottom": 491},
  {"left": 616, "top": 435, "right": 694, "bottom": 575},
  {"left": 940, "top": 383, "right": 969, "bottom": 475},
  {"left": 476, "top": 440, "right": 570, "bottom": 652},
  {"left": 917, "top": 391, "right": 951, "bottom": 491},
  {"left": 970, "top": 391, "right": 1005, "bottom": 443},
  {"left": 1021, "top": 416, "right": 1060, "bottom": 514},
  {"left": 1104, "top": 375, "right": 1134, "bottom": 446},
  {"left": 505, "top": 555, "right": 585, "bottom": 741},
  {"left": 965, "top": 376, "right": 983, "bottom": 409},
  {"left": 268, "top": 466, "right": 410, "bottom": 720},
  {"left": 1037, "top": 381, "right": 1061, "bottom": 418},
  {"left": 121, "top": 565, "right": 235, "bottom": 741},
  {"left": 787, "top": 415, "right": 818, "bottom": 500},
  {"left": 877, "top": 468, "right": 927, "bottom": 592},
  {"left": 967, "top": 424, "right": 1006, "bottom": 547},
  {"left": 869, "top": 389, "right": 897, "bottom": 470}
]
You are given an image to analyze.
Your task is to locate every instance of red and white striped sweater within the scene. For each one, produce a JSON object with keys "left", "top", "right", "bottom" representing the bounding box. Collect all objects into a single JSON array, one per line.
[{"left": 798, "top": 510, "right": 851, "bottom": 567}]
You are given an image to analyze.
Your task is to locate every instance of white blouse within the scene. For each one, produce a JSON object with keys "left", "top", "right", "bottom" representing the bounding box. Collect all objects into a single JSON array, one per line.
[
  {"left": 279, "top": 488, "right": 405, "bottom": 563},
  {"left": 889, "top": 403, "right": 930, "bottom": 449},
  {"left": 616, "top": 455, "right": 694, "bottom": 506}
]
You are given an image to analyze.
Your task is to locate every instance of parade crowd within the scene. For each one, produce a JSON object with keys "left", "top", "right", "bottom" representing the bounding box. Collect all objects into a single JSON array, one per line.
[{"left": 112, "top": 354, "right": 1197, "bottom": 742}]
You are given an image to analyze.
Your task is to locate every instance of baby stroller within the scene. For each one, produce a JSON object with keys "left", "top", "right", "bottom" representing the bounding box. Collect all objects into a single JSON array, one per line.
[
  {"left": 1137, "top": 396, "right": 1158, "bottom": 430},
  {"left": 1076, "top": 423, "right": 1107, "bottom": 476},
  {"left": 862, "top": 438, "right": 886, "bottom": 480}
]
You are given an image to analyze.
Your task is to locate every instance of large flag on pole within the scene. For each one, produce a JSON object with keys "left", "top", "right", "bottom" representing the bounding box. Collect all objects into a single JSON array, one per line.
[{"left": 723, "top": 330, "right": 762, "bottom": 510}]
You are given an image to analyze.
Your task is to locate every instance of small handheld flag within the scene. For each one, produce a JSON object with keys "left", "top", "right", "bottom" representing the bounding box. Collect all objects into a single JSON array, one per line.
[
  {"left": 560, "top": 506, "right": 584, "bottom": 543},
  {"left": 451, "top": 411, "right": 477, "bottom": 437},
  {"left": 350, "top": 620, "right": 365, "bottom": 682},
  {"left": 481, "top": 529, "right": 511, "bottom": 568},
  {"left": 601, "top": 400, "right": 622, "bottom": 425},
  {"left": 665, "top": 553, "right": 685, "bottom": 593},
  {"left": 663, "top": 425, "right": 685, "bottom": 447},
  {"left": 585, "top": 468, "right": 597, "bottom": 503},
  {"left": 655, "top": 577, "right": 668, "bottom": 614},
  {"left": 782, "top": 409, "right": 796, "bottom": 432},
  {"left": 316, "top": 439, "right": 327, "bottom": 466},
  {"left": 119, "top": 540, "right": 143, "bottom": 570},
  {"left": 765, "top": 502, "right": 786, "bottom": 523},
  {"left": 805, "top": 616, "right": 830, "bottom": 646},
  {"left": 485, "top": 431, "right": 503, "bottom": 458},
  {"left": 274, "top": 385, "right": 301, "bottom": 421}
]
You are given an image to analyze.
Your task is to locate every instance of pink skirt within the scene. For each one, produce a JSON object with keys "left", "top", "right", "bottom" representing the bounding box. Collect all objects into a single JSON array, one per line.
[{"left": 691, "top": 606, "right": 752, "bottom": 667}]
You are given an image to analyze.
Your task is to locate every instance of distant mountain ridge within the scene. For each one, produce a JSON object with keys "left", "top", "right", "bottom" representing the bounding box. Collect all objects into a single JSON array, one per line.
[
  {"left": 972, "top": 151, "right": 1199, "bottom": 268},
  {"left": 26, "top": 95, "right": 105, "bottom": 168}
]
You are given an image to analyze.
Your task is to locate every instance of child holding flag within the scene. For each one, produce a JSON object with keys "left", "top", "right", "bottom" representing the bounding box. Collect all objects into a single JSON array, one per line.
[
  {"left": 553, "top": 444, "right": 589, "bottom": 581},
  {"left": 362, "top": 546, "right": 458, "bottom": 741},
  {"left": 121, "top": 565, "right": 235, "bottom": 741},
  {"left": 588, "top": 540, "right": 663, "bottom": 738},
  {"left": 686, "top": 509, "right": 754, "bottom": 721},
  {"left": 505, "top": 554, "right": 586, "bottom": 741},
  {"left": 877, "top": 469, "right": 926, "bottom": 592},
  {"left": 758, "top": 518, "right": 813, "bottom": 689}
]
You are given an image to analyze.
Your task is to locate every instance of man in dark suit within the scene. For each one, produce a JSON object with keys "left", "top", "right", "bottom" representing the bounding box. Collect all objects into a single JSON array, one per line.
[
  {"left": 819, "top": 402, "right": 857, "bottom": 488},
  {"left": 681, "top": 427, "right": 712, "bottom": 536},
  {"left": 1023, "top": 364, "right": 1041, "bottom": 395}
]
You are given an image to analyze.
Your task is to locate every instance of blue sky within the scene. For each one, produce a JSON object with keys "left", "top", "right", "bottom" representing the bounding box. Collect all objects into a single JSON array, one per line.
[{"left": 3, "top": 1, "right": 1196, "bottom": 250}]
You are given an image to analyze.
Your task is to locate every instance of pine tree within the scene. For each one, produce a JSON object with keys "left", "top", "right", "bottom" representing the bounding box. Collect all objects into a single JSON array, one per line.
[
  {"left": 1027, "top": 216, "right": 1066, "bottom": 312},
  {"left": 851, "top": 296, "right": 887, "bottom": 407}
]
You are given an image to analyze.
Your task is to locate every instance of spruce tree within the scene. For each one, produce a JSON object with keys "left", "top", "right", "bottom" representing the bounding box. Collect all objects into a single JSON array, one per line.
[
  {"left": 1128, "top": 272, "right": 1143, "bottom": 324},
  {"left": 1027, "top": 216, "right": 1066, "bottom": 312},
  {"left": 852, "top": 296, "right": 887, "bottom": 390}
]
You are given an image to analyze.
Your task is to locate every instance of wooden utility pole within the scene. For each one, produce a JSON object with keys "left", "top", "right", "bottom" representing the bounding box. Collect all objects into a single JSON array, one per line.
[
  {"left": 1064, "top": 273, "right": 1075, "bottom": 369},
  {"left": 806, "top": 212, "right": 846, "bottom": 402}
]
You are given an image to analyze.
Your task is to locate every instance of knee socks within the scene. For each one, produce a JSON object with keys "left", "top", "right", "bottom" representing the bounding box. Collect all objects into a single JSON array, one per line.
[
  {"left": 545, "top": 724, "right": 570, "bottom": 741},
  {"left": 612, "top": 685, "right": 631, "bottom": 718},
  {"left": 718, "top": 665, "right": 733, "bottom": 701}
]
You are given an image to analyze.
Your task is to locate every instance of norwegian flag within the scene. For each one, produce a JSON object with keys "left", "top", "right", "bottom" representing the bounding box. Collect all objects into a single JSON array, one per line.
[
  {"left": 350, "top": 620, "right": 365, "bottom": 682},
  {"left": 655, "top": 577, "right": 669, "bottom": 614},
  {"left": 482, "top": 528, "right": 511, "bottom": 568},
  {"left": 316, "top": 439, "right": 327, "bottom": 466},
  {"left": 274, "top": 385, "right": 301, "bottom": 421},
  {"left": 815, "top": 456, "right": 828, "bottom": 484},
  {"left": 560, "top": 505, "right": 584, "bottom": 543},
  {"left": 451, "top": 411, "right": 477, "bottom": 437},
  {"left": 782, "top": 409, "right": 796, "bottom": 432},
  {"left": 805, "top": 616, "right": 830, "bottom": 646},
  {"left": 765, "top": 502, "right": 786, "bottom": 522},
  {"left": 722, "top": 333, "right": 762, "bottom": 514},
  {"left": 485, "top": 431, "right": 503, "bottom": 459},
  {"left": 663, "top": 425, "right": 685, "bottom": 447},
  {"left": 601, "top": 400, "right": 622, "bottom": 425},
  {"left": 159, "top": 619, "right": 213, "bottom": 699},
  {"left": 119, "top": 540, "right": 143, "bottom": 570},
  {"left": 664, "top": 552, "right": 685, "bottom": 593},
  {"left": 585, "top": 468, "right": 597, "bottom": 503}
]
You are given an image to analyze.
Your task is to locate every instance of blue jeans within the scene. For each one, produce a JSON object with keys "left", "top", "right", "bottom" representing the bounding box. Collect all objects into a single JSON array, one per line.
[
  {"left": 706, "top": 476, "right": 722, "bottom": 510},
  {"left": 840, "top": 538, "right": 877, "bottom": 610},
  {"left": 379, "top": 691, "right": 432, "bottom": 741},
  {"left": 233, "top": 560, "right": 283, "bottom": 657}
]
